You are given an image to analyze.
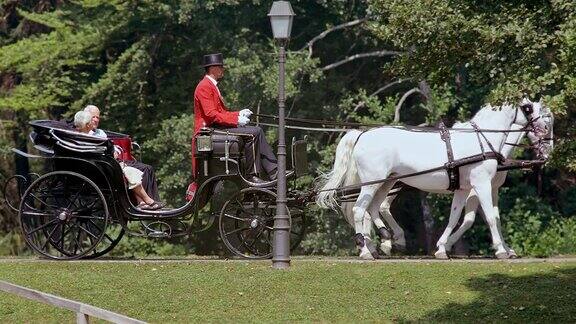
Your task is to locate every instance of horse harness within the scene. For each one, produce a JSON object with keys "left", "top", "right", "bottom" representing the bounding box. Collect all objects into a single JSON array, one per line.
[
  {"left": 315, "top": 102, "right": 544, "bottom": 194},
  {"left": 438, "top": 122, "right": 505, "bottom": 191},
  {"left": 416, "top": 103, "right": 538, "bottom": 191}
]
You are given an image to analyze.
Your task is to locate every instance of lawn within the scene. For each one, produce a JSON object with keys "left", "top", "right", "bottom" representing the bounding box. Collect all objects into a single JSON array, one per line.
[{"left": 1, "top": 258, "right": 575, "bottom": 323}]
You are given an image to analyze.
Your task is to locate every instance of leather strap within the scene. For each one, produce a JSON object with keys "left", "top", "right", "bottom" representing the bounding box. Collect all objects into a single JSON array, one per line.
[{"left": 439, "top": 122, "right": 459, "bottom": 191}]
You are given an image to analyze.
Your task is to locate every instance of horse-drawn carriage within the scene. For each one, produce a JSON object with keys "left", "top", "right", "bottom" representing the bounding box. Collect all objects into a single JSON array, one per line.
[
  {"left": 5, "top": 98, "right": 555, "bottom": 261},
  {"left": 5, "top": 120, "right": 309, "bottom": 260}
]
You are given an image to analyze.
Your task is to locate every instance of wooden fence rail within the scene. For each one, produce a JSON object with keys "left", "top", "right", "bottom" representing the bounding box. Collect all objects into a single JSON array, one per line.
[{"left": 0, "top": 280, "right": 147, "bottom": 324}]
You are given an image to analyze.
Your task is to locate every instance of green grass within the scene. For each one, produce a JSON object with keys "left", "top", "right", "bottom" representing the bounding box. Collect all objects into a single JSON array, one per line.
[{"left": 1, "top": 259, "right": 575, "bottom": 322}]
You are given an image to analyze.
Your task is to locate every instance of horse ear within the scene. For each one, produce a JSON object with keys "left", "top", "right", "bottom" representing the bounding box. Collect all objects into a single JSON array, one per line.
[
  {"left": 520, "top": 99, "right": 534, "bottom": 116},
  {"left": 521, "top": 97, "right": 532, "bottom": 106}
]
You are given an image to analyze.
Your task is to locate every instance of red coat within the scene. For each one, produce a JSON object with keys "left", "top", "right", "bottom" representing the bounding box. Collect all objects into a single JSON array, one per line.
[
  {"left": 192, "top": 76, "right": 239, "bottom": 177},
  {"left": 193, "top": 76, "right": 239, "bottom": 134}
]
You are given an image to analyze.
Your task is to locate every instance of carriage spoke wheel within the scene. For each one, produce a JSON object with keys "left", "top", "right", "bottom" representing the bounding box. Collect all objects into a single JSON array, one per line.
[
  {"left": 19, "top": 171, "right": 109, "bottom": 260},
  {"left": 288, "top": 207, "right": 306, "bottom": 251},
  {"left": 4, "top": 175, "right": 28, "bottom": 213},
  {"left": 81, "top": 221, "right": 125, "bottom": 259},
  {"left": 219, "top": 188, "right": 289, "bottom": 259}
]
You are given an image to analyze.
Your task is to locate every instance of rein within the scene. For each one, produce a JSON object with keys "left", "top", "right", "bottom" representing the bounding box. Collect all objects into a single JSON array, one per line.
[{"left": 255, "top": 113, "right": 533, "bottom": 133}]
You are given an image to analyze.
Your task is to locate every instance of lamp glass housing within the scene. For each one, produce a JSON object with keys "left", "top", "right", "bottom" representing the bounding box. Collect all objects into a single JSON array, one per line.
[{"left": 268, "top": 1, "right": 295, "bottom": 40}]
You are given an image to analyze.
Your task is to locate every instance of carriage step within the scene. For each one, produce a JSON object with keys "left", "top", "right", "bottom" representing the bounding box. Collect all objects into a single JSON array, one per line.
[{"left": 147, "top": 231, "right": 169, "bottom": 238}]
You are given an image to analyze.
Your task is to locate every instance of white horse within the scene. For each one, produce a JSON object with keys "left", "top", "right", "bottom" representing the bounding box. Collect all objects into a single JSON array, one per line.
[
  {"left": 317, "top": 99, "right": 549, "bottom": 259},
  {"left": 373, "top": 104, "right": 554, "bottom": 258},
  {"left": 338, "top": 123, "right": 527, "bottom": 257},
  {"left": 334, "top": 122, "right": 531, "bottom": 259}
]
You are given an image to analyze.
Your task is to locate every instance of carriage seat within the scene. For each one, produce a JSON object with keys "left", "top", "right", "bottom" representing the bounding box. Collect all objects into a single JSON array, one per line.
[{"left": 195, "top": 127, "right": 245, "bottom": 157}]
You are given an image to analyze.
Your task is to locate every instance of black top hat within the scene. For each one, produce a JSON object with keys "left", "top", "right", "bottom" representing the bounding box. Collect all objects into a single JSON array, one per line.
[{"left": 203, "top": 53, "right": 224, "bottom": 67}]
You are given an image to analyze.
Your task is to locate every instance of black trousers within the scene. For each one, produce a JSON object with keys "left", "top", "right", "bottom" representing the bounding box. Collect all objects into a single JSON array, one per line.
[
  {"left": 124, "top": 160, "right": 160, "bottom": 201},
  {"left": 221, "top": 126, "right": 277, "bottom": 176}
]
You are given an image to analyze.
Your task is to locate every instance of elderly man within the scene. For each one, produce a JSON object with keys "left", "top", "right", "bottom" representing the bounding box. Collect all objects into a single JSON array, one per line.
[
  {"left": 193, "top": 53, "right": 279, "bottom": 184},
  {"left": 84, "top": 105, "right": 160, "bottom": 201}
]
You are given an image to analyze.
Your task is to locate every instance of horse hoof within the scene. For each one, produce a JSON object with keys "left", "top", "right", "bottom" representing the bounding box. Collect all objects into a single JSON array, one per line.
[
  {"left": 363, "top": 237, "right": 380, "bottom": 259},
  {"left": 380, "top": 240, "right": 393, "bottom": 256},
  {"left": 359, "top": 249, "right": 375, "bottom": 260},
  {"left": 435, "top": 250, "right": 449, "bottom": 259},
  {"left": 495, "top": 251, "right": 509, "bottom": 259},
  {"left": 393, "top": 243, "right": 407, "bottom": 254},
  {"left": 507, "top": 251, "right": 519, "bottom": 259}
]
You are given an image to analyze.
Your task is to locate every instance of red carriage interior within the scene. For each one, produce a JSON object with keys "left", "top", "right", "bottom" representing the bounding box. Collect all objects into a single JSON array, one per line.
[{"left": 110, "top": 136, "right": 134, "bottom": 161}]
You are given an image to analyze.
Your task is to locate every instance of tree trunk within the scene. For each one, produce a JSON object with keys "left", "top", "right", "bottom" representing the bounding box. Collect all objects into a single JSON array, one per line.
[{"left": 419, "top": 192, "right": 435, "bottom": 255}]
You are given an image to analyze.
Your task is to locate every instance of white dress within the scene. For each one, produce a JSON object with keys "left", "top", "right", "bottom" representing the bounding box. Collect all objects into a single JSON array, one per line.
[
  {"left": 113, "top": 145, "right": 142, "bottom": 189},
  {"left": 119, "top": 162, "right": 143, "bottom": 189}
]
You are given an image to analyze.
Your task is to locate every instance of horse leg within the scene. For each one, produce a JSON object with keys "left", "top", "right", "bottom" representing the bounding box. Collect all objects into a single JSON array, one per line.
[
  {"left": 435, "top": 189, "right": 470, "bottom": 259},
  {"left": 472, "top": 182, "right": 507, "bottom": 258},
  {"left": 353, "top": 184, "right": 380, "bottom": 260},
  {"left": 445, "top": 192, "right": 479, "bottom": 252},
  {"left": 379, "top": 194, "right": 407, "bottom": 254},
  {"left": 365, "top": 182, "right": 395, "bottom": 256},
  {"left": 492, "top": 188, "right": 517, "bottom": 258},
  {"left": 361, "top": 210, "right": 380, "bottom": 259}
]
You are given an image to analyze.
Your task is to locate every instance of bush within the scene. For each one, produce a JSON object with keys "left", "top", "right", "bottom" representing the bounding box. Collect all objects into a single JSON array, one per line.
[
  {"left": 110, "top": 236, "right": 187, "bottom": 258},
  {"left": 525, "top": 217, "right": 576, "bottom": 256},
  {"left": 0, "top": 231, "right": 29, "bottom": 256}
]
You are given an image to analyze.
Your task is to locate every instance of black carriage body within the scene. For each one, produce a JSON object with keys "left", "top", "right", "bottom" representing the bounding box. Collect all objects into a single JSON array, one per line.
[
  {"left": 12, "top": 120, "right": 308, "bottom": 260},
  {"left": 194, "top": 128, "right": 245, "bottom": 185},
  {"left": 28, "top": 121, "right": 156, "bottom": 220}
]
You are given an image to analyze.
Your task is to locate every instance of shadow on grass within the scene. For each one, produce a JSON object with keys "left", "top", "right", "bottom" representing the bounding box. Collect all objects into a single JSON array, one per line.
[{"left": 412, "top": 267, "right": 576, "bottom": 322}]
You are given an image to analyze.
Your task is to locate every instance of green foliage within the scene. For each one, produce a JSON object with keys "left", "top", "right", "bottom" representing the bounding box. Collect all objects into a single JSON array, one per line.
[
  {"left": 424, "top": 84, "right": 457, "bottom": 125},
  {"left": 341, "top": 89, "right": 395, "bottom": 125},
  {"left": 110, "top": 236, "right": 187, "bottom": 258},
  {"left": 298, "top": 206, "right": 355, "bottom": 256},
  {"left": 520, "top": 217, "right": 576, "bottom": 257},
  {"left": 0, "top": 232, "right": 28, "bottom": 256},
  {"left": 142, "top": 113, "right": 193, "bottom": 207},
  {"left": 368, "top": 0, "right": 576, "bottom": 175},
  {"left": 0, "top": 0, "right": 575, "bottom": 258}
]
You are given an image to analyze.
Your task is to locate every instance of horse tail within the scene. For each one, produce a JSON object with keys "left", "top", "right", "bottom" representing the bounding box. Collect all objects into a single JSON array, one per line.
[
  {"left": 340, "top": 149, "right": 361, "bottom": 225},
  {"left": 316, "top": 130, "right": 362, "bottom": 210}
]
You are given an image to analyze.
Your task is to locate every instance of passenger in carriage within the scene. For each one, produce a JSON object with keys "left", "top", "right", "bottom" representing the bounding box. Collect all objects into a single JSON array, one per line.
[
  {"left": 83, "top": 104, "right": 161, "bottom": 203},
  {"left": 74, "top": 111, "right": 164, "bottom": 210},
  {"left": 192, "top": 53, "right": 281, "bottom": 184}
]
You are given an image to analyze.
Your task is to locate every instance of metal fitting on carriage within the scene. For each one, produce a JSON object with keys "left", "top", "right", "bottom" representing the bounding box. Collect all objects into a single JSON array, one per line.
[{"left": 224, "top": 131, "right": 230, "bottom": 174}]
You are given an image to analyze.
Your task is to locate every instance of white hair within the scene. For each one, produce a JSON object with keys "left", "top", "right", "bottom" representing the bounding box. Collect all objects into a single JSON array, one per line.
[
  {"left": 83, "top": 105, "right": 99, "bottom": 114},
  {"left": 74, "top": 111, "right": 92, "bottom": 129}
]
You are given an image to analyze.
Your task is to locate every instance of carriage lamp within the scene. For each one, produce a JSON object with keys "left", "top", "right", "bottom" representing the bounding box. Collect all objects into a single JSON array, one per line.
[
  {"left": 196, "top": 135, "right": 212, "bottom": 152},
  {"left": 196, "top": 135, "right": 213, "bottom": 152},
  {"left": 269, "top": 1, "right": 295, "bottom": 270}
]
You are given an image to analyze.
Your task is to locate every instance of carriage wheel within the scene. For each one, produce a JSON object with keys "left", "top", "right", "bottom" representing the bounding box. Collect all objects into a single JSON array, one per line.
[
  {"left": 219, "top": 188, "right": 286, "bottom": 259},
  {"left": 81, "top": 222, "right": 125, "bottom": 259},
  {"left": 288, "top": 206, "right": 306, "bottom": 252},
  {"left": 3, "top": 175, "right": 29, "bottom": 213},
  {"left": 19, "top": 171, "right": 109, "bottom": 260}
]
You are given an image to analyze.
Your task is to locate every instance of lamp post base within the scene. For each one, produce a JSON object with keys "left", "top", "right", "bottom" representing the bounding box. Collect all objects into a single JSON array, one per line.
[{"left": 271, "top": 259, "right": 290, "bottom": 269}]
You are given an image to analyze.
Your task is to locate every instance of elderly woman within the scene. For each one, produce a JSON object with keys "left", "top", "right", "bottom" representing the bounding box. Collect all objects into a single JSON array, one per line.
[{"left": 73, "top": 111, "right": 163, "bottom": 210}]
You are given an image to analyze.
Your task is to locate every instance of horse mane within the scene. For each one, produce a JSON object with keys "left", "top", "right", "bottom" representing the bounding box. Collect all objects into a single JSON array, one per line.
[{"left": 470, "top": 103, "right": 516, "bottom": 126}]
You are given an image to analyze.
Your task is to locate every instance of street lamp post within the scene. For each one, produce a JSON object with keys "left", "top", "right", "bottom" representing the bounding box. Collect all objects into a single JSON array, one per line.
[{"left": 268, "top": 1, "right": 295, "bottom": 269}]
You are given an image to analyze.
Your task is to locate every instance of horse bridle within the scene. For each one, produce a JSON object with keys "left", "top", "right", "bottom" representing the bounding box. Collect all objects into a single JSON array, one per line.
[
  {"left": 515, "top": 102, "right": 541, "bottom": 131},
  {"left": 506, "top": 102, "right": 553, "bottom": 160},
  {"left": 471, "top": 101, "right": 546, "bottom": 161}
]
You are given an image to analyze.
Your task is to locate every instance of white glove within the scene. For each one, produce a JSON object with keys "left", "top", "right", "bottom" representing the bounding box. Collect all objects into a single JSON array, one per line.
[
  {"left": 239, "top": 109, "right": 253, "bottom": 118},
  {"left": 238, "top": 115, "right": 250, "bottom": 126}
]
